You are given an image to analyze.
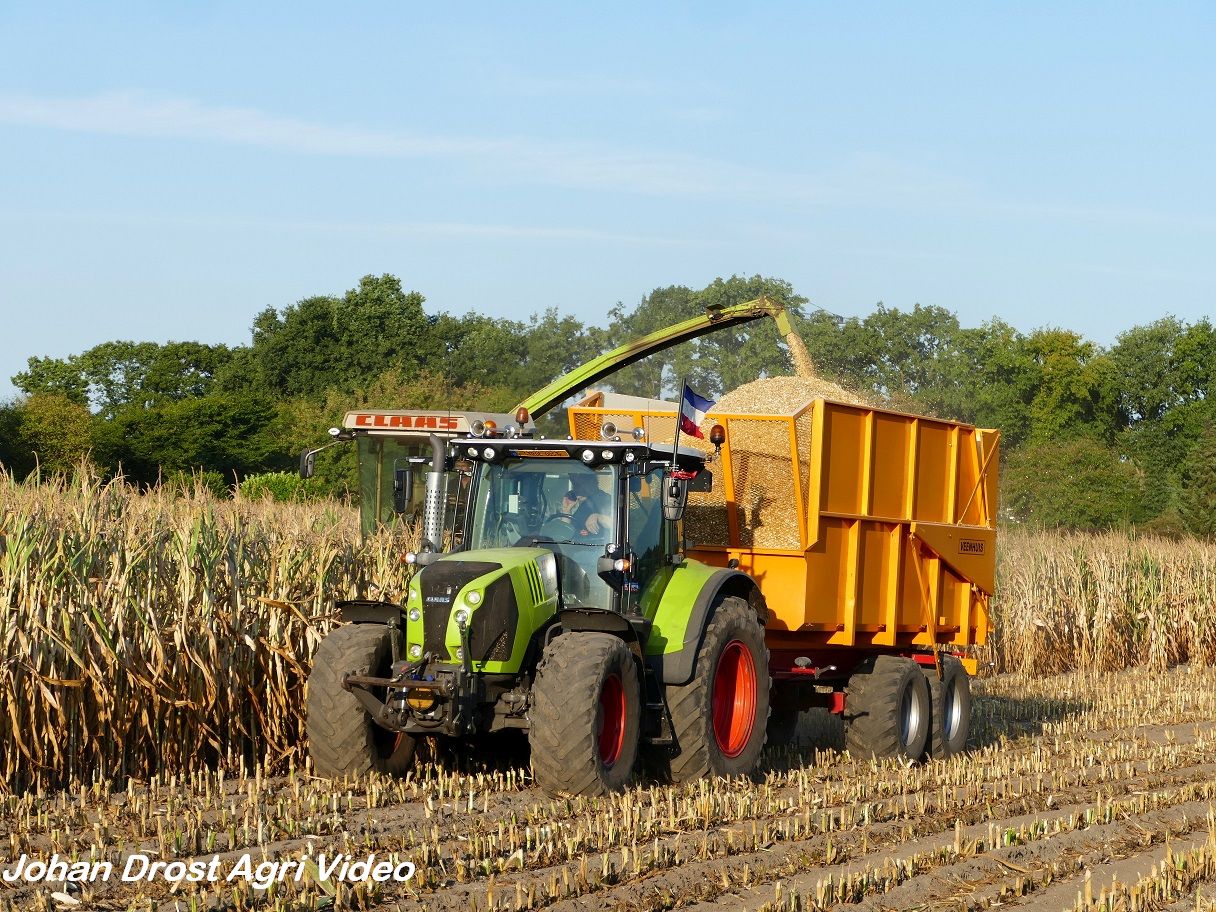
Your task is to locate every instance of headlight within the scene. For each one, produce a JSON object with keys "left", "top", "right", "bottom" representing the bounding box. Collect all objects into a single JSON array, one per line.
[
  {"left": 482, "top": 446, "right": 496, "bottom": 460},
  {"left": 624, "top": 450, "right": 637, "bottom": 463},
  {"left": 466, "top": 446, "right": 479, "bottom": 458},
  {"left": 404, "top": 551, "right": 417, "bottom": 565},
  {"left": 453, "top": 607, "right": 470, "bottom": 627},
  {"left": 466, "top": 590, "right": 482, "bottom": 606},
  {"left": 408, "top": 608, "right": 420, "bottom": 622},
  {"left": 601, "top": 449, "right": 614, "bottom": 461},
  {"left": 581, "top": 448, "right": 596, "bottom": 463},
  {"left": 408, "top": 644, "right": 422, "bottom": 659}
]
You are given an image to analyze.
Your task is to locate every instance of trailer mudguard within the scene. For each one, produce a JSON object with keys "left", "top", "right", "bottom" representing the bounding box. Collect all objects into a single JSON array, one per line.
[{"left": 646, "top": 563, "right": 762, "bottom": 685}]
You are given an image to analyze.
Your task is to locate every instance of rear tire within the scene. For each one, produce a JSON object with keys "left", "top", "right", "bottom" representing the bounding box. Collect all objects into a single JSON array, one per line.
[
  {"left": 660, "top": 596, "right": 770, "bottom": 782},
  {"left": 529, "top": 632, "right": 640, "bottom": 796},
  {"left": 307, "top": 624, "right": 417, "bottom": 778},
  {"left": 844, "top": 656, "right": 930, "bottom": 761},
  {"left": 926, "top": 655, "right": 972, "bottom": 758}
]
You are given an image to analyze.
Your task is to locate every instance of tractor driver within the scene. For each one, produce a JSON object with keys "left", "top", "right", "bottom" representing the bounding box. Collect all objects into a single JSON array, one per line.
[{"left": 562, "top": 472, "right": 612, "bottom": 537}]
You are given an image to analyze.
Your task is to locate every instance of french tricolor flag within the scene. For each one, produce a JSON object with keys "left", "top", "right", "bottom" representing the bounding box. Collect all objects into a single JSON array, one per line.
[{"left": 679, "top": 383, "right": 716, "bottom": 439}]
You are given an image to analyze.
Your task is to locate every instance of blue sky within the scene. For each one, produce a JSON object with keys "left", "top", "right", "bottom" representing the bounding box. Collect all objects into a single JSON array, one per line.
[{"left": 1, "top": 3, "right": 1213, "bottom": 400}]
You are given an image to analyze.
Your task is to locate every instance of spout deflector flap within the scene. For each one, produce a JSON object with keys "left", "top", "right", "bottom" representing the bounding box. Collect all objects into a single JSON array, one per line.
[{"left": 909, "top": 521, "right": 996, "bottom": 596}]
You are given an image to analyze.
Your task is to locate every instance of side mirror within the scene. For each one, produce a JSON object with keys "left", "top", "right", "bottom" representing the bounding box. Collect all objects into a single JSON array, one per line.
[
  {"left": 392, "top": 466, "right": 414, "bottom": 513},
  {"left": 662, "top": 477, "right": 688, "bottom": 522},
  {"left": 299, "top": 449, "right": 316, "bottom": 479}
]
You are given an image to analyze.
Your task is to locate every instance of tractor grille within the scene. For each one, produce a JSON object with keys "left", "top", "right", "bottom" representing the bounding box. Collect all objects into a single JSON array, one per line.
[
  {"left": 420, "top": 561, "right": 501, "bottom": 657},
  {"left": 469, "top": 575, "right": 519, "bottom": 664}
]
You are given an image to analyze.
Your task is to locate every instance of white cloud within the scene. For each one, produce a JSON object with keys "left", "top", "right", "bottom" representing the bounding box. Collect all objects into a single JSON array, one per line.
[
  {"left": 3, "top": 208, "right": 702, "bottom": 246},
  {"left": 0, "top": 89, "right": 771, "bottom": 197}
]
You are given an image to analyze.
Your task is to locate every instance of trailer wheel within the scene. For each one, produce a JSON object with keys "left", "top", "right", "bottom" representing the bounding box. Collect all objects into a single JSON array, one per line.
[
  {"left": 529, "top": 632, "right": 640, "bottom": 796},
  {"left": 307, "top": 624, "right": 417, "bottom": 778},
  {"left": 844, "top": 656, "right": 930, "bottom": 761},
  {"left": 926, "top": 656, "right": 972, "bottom": 758},
  {"left": 660, "top": 596, "right": 770, "bottom": 782}
]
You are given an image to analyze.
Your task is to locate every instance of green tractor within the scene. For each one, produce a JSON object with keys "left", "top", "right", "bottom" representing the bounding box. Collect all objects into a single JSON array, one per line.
[{"left": 307, "top": 432, "right": 770, "bottom": 795}]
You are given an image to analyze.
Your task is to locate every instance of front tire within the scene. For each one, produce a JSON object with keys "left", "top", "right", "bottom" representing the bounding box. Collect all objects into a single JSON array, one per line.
[
  {"left": 529, "top": 633, "right": 641, "bottom": 796},
  {"left": 307, "top": 624, "right": 417, "bottom": 778},
  {"left": 661, "top": 596, "right": 770, "bottom": 782}
]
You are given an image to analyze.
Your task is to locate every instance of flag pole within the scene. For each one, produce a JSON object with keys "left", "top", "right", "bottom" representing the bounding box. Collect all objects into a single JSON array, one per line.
[{"left": 671, "top": 377, "right": 687, "bottom": 474}]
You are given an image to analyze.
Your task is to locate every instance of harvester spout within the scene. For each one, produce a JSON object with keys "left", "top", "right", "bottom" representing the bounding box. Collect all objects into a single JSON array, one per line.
[{"left": 515, "top": 295, "right": 817, "bottom": 420}]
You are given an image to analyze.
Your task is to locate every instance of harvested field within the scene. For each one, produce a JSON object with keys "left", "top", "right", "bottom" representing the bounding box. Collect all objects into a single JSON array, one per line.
[
  {"left": 4, "top": 667, "right": 1216, "bottom": 911},
  {"left": 6, "top": 476, "right": 1216, "bottom": 910}
]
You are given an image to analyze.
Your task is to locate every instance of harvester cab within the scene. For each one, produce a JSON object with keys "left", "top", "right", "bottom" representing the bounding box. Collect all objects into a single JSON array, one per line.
[{"left": 299, "top": 408, "right": 532, "bottom": 543}]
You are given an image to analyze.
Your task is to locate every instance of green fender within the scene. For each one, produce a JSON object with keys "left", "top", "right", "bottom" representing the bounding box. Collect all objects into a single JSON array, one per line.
[{"left": 644, "top": 560, "right": 763, "bottom": 685}]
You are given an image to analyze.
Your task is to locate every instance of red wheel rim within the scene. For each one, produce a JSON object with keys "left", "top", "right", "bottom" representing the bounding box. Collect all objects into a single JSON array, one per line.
[
  {"left": 712, "top": 640, "right": 757, "bottom": 758},
  {"left": 598, "top": 673, "right": 627, "bottom": 767}
]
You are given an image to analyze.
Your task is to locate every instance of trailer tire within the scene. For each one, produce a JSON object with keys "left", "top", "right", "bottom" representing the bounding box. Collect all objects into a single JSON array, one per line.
[
  {"left": 307, "top": 624, "right": 417, "bottom": 778},
  {"left": 926, "top": 656, "right": 972, "bottom": 758},
  {"left": 844, "top": 656, "right": 930, "bottom": 761},
  {"left": 659, "top": 596, "right": 770, "bottom": 782},
  {"left": 530, "top": 632, "right": 641, "bottom": 796}
]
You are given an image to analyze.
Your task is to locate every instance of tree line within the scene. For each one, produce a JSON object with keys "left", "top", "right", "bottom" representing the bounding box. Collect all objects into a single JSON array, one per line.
[{"left": 2, "top": 273, "right": 1214, "bottom": 536}]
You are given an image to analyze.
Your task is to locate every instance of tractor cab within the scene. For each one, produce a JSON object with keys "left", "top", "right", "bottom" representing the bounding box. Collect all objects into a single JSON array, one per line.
[{"left": 430, "top": 436, "right": 711, "bottom": 619}]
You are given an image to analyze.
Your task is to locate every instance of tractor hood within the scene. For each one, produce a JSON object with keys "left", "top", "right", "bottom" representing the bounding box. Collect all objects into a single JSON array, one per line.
[{"left": 405, "top": 548, "right": 559, "bottom": 671}]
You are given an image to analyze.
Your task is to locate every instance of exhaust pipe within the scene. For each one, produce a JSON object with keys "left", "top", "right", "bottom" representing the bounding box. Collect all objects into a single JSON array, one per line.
[{"left": 422, "top": 434, "right": 448, "bottom": 551}]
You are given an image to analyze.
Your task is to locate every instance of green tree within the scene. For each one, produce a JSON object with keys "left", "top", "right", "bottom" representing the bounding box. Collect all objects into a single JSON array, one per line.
[
  {"left": 14, "top": 341, "right": 234, "bottom": 416},
  {"left": 1180, "top": 426, "right": 1216, "bottom": 538},
  {"left": 1023, "top": 329, "right": 1120, "bottom": 444},
  {"left": 6, "top": 394, "right": 96, "bottom": 476},
  {"left": 1003, "top": 436, "right": 1142, "bottom": 530},
  {"left": 244, "top": 274, "right": 440, "bottom": 398},
  {"left": 95, "top": 393, "right": 280, "bottom": 485},
  {"left": 434, "top": 308, "right": 600, "bottom": 403}
]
